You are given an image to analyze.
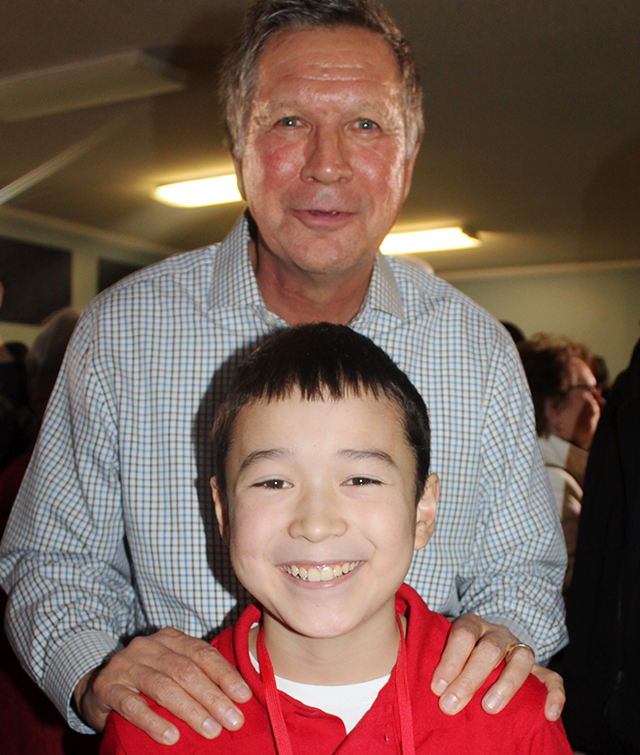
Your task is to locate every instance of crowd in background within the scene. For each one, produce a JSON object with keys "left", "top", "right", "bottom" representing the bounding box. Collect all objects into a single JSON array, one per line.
[
  {"left": 505, "top": 321, "right": 640, "bottom": 754},
  {"left": 0, "top": 305, "right": 95, "bottom": 755}
]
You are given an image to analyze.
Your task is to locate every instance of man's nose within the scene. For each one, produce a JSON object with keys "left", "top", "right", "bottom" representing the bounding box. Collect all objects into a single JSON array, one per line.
[
  {"left": 300, "top": 126, "right": 354, "bottom": 184},
  {"left": 288, "top": 487, "right": 348, "bottom": 542}
]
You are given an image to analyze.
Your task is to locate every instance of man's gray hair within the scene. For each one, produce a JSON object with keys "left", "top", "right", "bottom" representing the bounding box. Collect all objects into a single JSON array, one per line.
[{"left": 220, "top": 0, "right": 424, "bottom": 160}]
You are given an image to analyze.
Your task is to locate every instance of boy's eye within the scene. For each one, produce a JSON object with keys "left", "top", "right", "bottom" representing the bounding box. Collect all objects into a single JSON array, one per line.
[
  {"left": 255, "top": 479, "right": 292, "bottom": 489},
  {"left": 344, "top": 476, "right": 382, "bottom": 486}
]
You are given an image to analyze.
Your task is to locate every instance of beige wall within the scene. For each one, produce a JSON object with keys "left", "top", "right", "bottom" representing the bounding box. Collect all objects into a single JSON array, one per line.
[{"left": 444, "top": 262, "right": 640, "bottom": 380}]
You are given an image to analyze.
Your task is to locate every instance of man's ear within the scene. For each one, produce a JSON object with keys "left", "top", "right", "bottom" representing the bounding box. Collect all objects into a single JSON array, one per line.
[
  {"left": 210, "top": 477, "right": 230, "bottom": 544},
  {"left": 414, "top": 473, "right": 439, "bottom": 551},
  {"left": 232, "top": 156, "right": 246, "bottom": 201},
  {"left": 402, "top": 139, "right": 421, "bottom": 202}
]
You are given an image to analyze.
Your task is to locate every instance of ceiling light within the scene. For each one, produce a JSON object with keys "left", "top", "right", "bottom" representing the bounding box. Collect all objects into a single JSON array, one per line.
[
  {"left": 381, "top": 227, "right": 481, "bottom": 255},
  {"left": 152, "top": 175, "right": 244, "bottom": 207}
]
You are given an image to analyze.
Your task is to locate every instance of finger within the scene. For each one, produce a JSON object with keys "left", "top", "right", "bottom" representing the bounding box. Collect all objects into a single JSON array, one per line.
[
  {"left": 480, "top": 643, "right": 534, "bottom": 714},
  {"left": 437, "top": 631, "right": 512, "bottom": 715},
  {"left": 103, "top": 684, "right": 183, "bottom": 745},
  {"left": 124, "top": 662, "right": 228, "bottom": 738},
  {"left": 531, "top": 665, "right": 565, "bottom": 721},
  {"left": 183, "top": 638, "right": 252, "bottom": 704},
  {"left": 117, "top": 636, "right": 246, "bottom": 734},
  {"left": 152, "top": 628, "right": 252, "bottom": 703},
  {"left": 431, "top": 614, "right": 484, "bottom": 697}
]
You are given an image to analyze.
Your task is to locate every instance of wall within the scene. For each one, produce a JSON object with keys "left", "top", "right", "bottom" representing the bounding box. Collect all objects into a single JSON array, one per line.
[{"left": 443, "top": 261, "right": 640, "bottom": 380}]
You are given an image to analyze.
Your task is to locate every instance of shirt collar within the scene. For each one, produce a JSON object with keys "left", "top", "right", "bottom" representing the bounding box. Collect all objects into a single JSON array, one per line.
[
  {"left": 353, "top": 252, "right": 404, "bottom": 323},
  {"left": 208, "top": 213, "right": 266, "bottom": 313}
]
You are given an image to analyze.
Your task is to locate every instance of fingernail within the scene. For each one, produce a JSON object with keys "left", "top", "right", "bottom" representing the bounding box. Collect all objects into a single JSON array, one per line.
[
  {"left": 440, "top": 693, "right": 459, "bottom": 713},
  {"left": 549, "top": 704, "right": 561, "bottom": 721},
  {"left": 162, "top": 727, "right": 179, "bottom": 745},
  {"left": 231, "top": 682, "right": 252, "bottom": 700},
  {"left": 223, "top": 708, "right": 243, "bottom": 728},
  {"left": 432, "top": 678, "right": 448, "bottom": 696},
  {"left": 202, "top": 718, "right": 221, "bottom": 738},
  {"left": 484, "top": 692, "right": 503, "bottom": 712}
]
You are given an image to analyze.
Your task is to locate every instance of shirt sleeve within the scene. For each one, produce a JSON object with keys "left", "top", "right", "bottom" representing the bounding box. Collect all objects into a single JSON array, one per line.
[
  {"left": 0, "top": 305, "right": 142, "bottom": 732},
  {"left": 455, "top": 332, "right": 568, "bottom": 662}
]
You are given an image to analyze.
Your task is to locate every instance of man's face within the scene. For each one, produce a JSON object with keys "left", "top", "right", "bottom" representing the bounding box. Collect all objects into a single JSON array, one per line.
[
  {"left": 236, "top": 26, "right": 419, "bottom": 279},
  {"left": 211, "top": 391, "right": 437, "bottom": 653}
]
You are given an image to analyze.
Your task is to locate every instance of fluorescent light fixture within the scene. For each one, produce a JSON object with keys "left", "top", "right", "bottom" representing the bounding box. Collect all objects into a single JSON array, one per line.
[
  {"left": 152, "top": 174, "right": 243, "bottom": 207},
  {"left": 381, "top": 227, "right": 481, "bottom": 255}
]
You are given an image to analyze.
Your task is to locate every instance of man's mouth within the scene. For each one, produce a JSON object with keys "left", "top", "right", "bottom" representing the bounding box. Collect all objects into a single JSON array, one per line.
[
  {"left": 283, "top": 561, "right": 360, "bottom": 583},
  {"left": 309, "top": 210, "right": 340, "bottom": 216}
]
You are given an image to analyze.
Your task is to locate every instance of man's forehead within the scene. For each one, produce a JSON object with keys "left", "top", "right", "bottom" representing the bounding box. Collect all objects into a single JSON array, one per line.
[{"left": 257, "top": 26, "right": 401, "bottom": 88}]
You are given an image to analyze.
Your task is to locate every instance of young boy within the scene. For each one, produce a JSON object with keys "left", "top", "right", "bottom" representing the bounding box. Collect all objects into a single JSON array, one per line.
[{"left": 101, "top": 323, "right": 571, "bottom": 754}]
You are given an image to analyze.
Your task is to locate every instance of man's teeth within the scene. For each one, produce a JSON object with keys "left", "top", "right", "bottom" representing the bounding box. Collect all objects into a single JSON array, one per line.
[{"left": 284, "top": 562, "right": 359, "bottom": 582}]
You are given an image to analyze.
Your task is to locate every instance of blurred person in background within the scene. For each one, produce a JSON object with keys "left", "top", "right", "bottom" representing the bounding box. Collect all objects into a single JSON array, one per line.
[
  {"left": 0, "top": 306, "right": 80, "bottom": 530},
  {"left": 518, "top": 335, "right": 604, "bottom": 589},
  {"left": 0, "top": 307, "right": 92, "bottom": 755},
  {"left": 501, "top": 320, "right": 525, "bottom": 345},
  {"left": 0, "top": 283, "right": 34, "bottom": 475},
  {"left": 563, "top": 333, "right": 640, "bottom": 754}
]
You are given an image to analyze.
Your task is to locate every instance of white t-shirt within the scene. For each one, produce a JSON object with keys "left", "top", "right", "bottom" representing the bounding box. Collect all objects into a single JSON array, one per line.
[{"left": 250, "top": 648, "right": 389, "bottom": 733}]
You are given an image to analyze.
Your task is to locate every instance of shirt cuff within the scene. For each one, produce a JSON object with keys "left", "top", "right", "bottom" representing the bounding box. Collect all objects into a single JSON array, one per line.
[{"left": 43, "top": 630, "right": 123, "bottom": 733}]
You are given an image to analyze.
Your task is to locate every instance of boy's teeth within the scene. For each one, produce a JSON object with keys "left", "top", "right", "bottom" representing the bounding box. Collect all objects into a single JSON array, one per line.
[{"left": 284, "top": 562, "right": 359, "bottom": 582}]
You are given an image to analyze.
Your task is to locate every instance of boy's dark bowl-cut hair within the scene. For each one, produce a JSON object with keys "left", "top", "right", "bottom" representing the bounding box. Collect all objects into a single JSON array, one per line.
[{"left": 212, "top": 322, "right": 430, "bottom": 506}]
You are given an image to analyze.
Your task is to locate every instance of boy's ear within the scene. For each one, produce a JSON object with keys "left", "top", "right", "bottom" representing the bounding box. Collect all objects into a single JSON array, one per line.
[
  {"left": 414, "top": 473, "right": 439, "bottom": 551},
  {"left": 210, "top": 477, "right": 230, "bottom": 544}
]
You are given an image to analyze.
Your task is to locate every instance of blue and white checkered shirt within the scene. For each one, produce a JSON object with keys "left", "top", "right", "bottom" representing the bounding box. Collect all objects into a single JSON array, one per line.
[{"left": 0, "top": 215, "right": 567, "bottom": 731}]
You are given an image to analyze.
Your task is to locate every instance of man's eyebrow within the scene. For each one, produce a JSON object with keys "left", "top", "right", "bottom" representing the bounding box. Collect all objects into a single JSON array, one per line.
[
  {"left": 261, "top": 96, "right": 396, "bottom": 117},
  {"left": 238, "top": 448, "right": 290, "bottom": 474},
  {"left": 337, "top": 449, "right": 398, "bottom": 468}
]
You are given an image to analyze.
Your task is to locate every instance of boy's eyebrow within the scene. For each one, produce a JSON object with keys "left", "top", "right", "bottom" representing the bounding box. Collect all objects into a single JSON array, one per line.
[
  {"left": 338, "top": 449, "right": 398, "bottom": 468},
  {"left": 238, "top": 448, "right": 291, "bottom": 474}
]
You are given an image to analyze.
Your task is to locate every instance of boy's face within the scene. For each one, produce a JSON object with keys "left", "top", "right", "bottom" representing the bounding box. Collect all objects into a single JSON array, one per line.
[{"left": 211, "top": 390, "right": 438, "bottom": 648}]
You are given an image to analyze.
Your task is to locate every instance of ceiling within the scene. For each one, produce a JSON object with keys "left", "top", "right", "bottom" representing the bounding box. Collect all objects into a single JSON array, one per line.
[{"left": 1, "top": 0, "right": 639, "bottom": 274}]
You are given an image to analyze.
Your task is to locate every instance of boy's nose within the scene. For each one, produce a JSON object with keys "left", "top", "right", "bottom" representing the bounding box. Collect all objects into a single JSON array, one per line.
[{"left": 288, "top": 488, "right": 348, "bottom": 542}]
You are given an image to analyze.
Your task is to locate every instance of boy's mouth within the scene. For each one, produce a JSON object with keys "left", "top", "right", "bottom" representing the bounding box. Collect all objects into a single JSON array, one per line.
[{"left": 283, "top": 561, "right": 360, "bottom": 583}]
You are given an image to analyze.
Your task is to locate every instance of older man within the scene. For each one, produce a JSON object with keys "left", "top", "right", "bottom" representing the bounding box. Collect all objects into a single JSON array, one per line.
[{"left": 0, "top": 0, "right": 567, "bottom": 747}]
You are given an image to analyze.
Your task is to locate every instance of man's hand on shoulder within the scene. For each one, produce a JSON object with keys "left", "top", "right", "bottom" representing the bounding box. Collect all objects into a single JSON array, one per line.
[
  {"left": 430, "top": 613, "right": 565, "bottom": 722},
  {"left": 74, "top": 628, "right": 252, "bottom": 745}
]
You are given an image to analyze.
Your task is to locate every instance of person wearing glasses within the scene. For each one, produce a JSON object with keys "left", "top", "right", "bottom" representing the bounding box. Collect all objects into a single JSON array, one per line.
[{"left": 518, "top": 335, "right": 605, "bottom": 589}]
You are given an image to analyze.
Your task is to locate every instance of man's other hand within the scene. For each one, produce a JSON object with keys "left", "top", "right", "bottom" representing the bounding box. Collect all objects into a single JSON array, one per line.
[
  {"left": 74, "top": 628, "right": 252, "bottom": 745},
  {"left": 430, "top": 613, "right": 565, "bottom": 722}
]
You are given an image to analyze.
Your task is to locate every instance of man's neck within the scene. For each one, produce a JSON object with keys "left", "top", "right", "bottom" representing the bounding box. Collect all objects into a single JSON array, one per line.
[{"left": 249, "top": 239, "right": 374, "bottom": 326}]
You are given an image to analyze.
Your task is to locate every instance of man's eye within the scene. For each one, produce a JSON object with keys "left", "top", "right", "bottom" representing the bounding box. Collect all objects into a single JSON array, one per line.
[
  {"left": 344, "top": 476, "right": 382, "bottom": 486},
  {"left": 277, "top": 116, "right": 301, "bottom": 127},
  {"left": 256, "top": 479, "right": 292, "bottom": 489},
  {"left": 355, "top": 118, "right": 378, "bottom": 130}
]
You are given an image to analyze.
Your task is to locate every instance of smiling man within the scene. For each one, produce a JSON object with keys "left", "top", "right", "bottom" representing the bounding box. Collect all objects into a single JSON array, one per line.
[
  {"left": 236, "top": 24, "right": 419, "bottom": 326},
  {"left": 0, "top": 0, "right": 567, "bottom": 747}
]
